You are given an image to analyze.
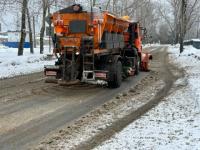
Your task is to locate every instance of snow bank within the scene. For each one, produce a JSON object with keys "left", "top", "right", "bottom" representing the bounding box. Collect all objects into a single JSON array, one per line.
[
  {"left": 184, "top": 39, "right": 200, "bottom": 42},
  {"left": 95, "top": 45, "right": 200, "bottom": 150},
  {"left": 95, "top": 83, "right": 200, "bottom": 150},
  {"left": 143, "top": 43, "right": 161, "bottom": 48},
  {"left": 169, "top": 45, "right": 200, "bottom": 58},
  {"left": 0, "top": 46, "right": 55, "bottom": 79}
]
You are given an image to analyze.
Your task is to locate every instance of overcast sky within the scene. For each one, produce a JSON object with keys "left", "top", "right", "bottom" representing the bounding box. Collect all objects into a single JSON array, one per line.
[{"left": 0, "top": 0, "right": 169, "bottom": 32}]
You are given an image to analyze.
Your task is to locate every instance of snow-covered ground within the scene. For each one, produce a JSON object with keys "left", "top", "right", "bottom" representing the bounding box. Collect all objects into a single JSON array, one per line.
[
  {"left": 0, "top": 45, "right": 55, "bottom": 79},
  {"left": 143, "top": 43, "right": 161, "bottom": 49},
  {"left": 95, "top": 45, "right": 200, "bottom": 150}
]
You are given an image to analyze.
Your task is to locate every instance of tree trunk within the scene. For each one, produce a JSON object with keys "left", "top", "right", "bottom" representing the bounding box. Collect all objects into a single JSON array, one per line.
[
  {"left": 175, "top": 25, "right": 180, "bottom": 44},
  {"left": 93, "top": 0, "right": 96, "bottom": 6},
  {"left": 18, "top": 0, "right": 27, "bottom": 56},
  {"left": 40, "top": 0, "right": 48, "bottom": 54},
  {"left": 27, "top": 7, "right": 34, "bottom": 54},
  {"left": 106, "top": 0, "right": 111, "bottom": 10},
  {"left": 33, "top": 16, "right": 37, "bottom": 48},
  {"left": 174, "top": 14, "right": 179, "bottom": 44},
  {"left": 180, "top": 0, "right": 187, "bottom": 54},
  {"left": 112, "top": 0, "right": 115, "bottom": 13},
  {"left": 48, "top": 6, "right": 51, "bottom": 53}
]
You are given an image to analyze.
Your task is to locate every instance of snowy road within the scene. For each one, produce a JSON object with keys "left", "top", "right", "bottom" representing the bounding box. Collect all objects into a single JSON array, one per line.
[
  {"left": 0, "top": 46, "right": 177, "bottom": 150},
  {"left": 33, "top": 46, "right": 184, "bottom": 150},
  {"left": 0, "top": 64, "right": 147, "bottom": 150}
]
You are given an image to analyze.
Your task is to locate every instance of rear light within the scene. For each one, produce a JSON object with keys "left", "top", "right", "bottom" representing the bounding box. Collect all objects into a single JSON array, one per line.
[
  {"left": 56, "top": 20, "right": 64, "bottom": 26},
  {"left": 93, "top": 20, "right": 98, "bottom": 25}
]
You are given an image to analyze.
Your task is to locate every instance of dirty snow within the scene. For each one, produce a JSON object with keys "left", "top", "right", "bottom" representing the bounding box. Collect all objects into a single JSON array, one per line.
[
  {"left": 0, "top": 45, "right": 55, "bottom": 79},
  {"left": 94, "top": 45, "right": 200, "bottom": 150},
  {"left": 36, "top": 76, "right": 164, "bottom": 150}
]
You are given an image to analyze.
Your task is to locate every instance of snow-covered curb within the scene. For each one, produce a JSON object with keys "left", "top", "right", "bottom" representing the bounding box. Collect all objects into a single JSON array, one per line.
[
  {"left": 0, "top": 47, "right": 55, "bottom": 79},
  {"left": 95, "top": 46, "right": 200, "bottom": 150}
]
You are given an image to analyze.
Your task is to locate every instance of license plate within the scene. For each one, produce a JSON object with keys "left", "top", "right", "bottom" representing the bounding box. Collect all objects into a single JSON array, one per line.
[
  {"left": 95, "top": 72, "right": 107, "bottom": 79},
  {"left": 45, "top": 71, "right": 57, "bottom": 76}
]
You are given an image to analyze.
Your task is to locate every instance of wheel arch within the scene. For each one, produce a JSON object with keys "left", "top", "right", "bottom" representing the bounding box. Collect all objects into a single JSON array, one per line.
[{"left": 112, "top": 55, "right": 122, "bottom": 63}]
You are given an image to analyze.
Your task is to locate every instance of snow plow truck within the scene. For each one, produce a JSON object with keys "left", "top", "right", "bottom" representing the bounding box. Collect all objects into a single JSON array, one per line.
[{"left": 44, "top": 4, "right": 152, "bottom": 88}]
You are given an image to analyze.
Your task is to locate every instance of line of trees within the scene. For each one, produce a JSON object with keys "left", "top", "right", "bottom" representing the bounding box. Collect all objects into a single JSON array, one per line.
[
  {"left": 0, "top": 0, "right": 200, "bottom": 55},
  {"left": 18, "top": 0, "right": 57, "bottom": 55},
  {"left": 0, "top": 0, "right": 67, "bottom": 55},
  {"left": 157, "top": 0, "right": 200, "bottom": 44}
]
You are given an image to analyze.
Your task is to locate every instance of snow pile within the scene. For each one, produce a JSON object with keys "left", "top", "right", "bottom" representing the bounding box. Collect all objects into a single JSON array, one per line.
[
  {"left": 0, "top": 47, "right": 55, "bottom": 79},
  {"left": 171, "top": 45, "right": 200, "bottom": 58},
  {"left": 143, "top": 43, "right": 161, "bottom": 48},
  {"left": 184, "top": 39, "right": 200, "bottom": 42},
  {"left": 95, "top": 46, "right": 200, "bottom": 150}
]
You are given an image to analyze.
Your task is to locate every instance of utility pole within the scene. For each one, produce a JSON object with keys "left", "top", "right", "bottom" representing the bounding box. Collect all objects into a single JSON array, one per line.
[{"left": 180, "top": 0, "right": 187, "bottom": 54}]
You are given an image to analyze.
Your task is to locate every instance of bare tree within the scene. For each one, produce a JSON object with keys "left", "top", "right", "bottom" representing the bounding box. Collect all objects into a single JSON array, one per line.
[
  {"left": 39, "top": 0, "right": 58, "bottom": 54},
  {"left": 18, "top": 0, "right": 27, "bottom": 56},
  {"left": 27, "top": 6, "right": 34, "bottom": 54},
  {"left": 170, "top": 0, "right": 181, "bottom": 44},
  {"left": 33, "top": 16, "right": 37, "bottom": 48},
  {"left": 156, "top": 2, "right": 175, "bottom": 43},
  {"left": 40, "top": 0, "right": 48, "bottom": 54}
]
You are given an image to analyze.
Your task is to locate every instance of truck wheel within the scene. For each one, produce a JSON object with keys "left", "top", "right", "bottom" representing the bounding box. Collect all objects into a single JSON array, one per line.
[{"left": 108, "top": 61, "right": 122, "bottom": 88}]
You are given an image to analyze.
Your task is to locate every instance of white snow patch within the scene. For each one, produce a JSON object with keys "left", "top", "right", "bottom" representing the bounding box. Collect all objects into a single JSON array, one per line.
[
  {"left": 0, "top": 46, "right": 55, "bottom": 79},
  {"left": 184, "top": 39, "right": 200, "bottom": 42},
  {"left": 143, "top": 43, "right": 161, "bottom": 48}
]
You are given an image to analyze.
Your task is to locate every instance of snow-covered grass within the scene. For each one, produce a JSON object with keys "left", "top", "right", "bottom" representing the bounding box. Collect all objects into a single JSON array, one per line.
[
  {"left": 95, "top": 45, "right": 200, "bottom": 150},
  {"left": 0, "top": 45, "right": 55, "bottom": 79},
  {"left": 174, "top": 45, "right": 200, "bottom": 58}
]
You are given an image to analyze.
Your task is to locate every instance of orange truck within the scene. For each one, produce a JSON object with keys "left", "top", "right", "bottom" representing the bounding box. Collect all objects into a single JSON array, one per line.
[{"left": 44, "top": 4, "right": 152, "bottom": 88}]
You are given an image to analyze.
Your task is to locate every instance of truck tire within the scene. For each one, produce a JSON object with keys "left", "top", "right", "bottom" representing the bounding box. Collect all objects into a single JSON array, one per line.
[{"left": 108, "top": 61, "right": 122, "bottom": 88}]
